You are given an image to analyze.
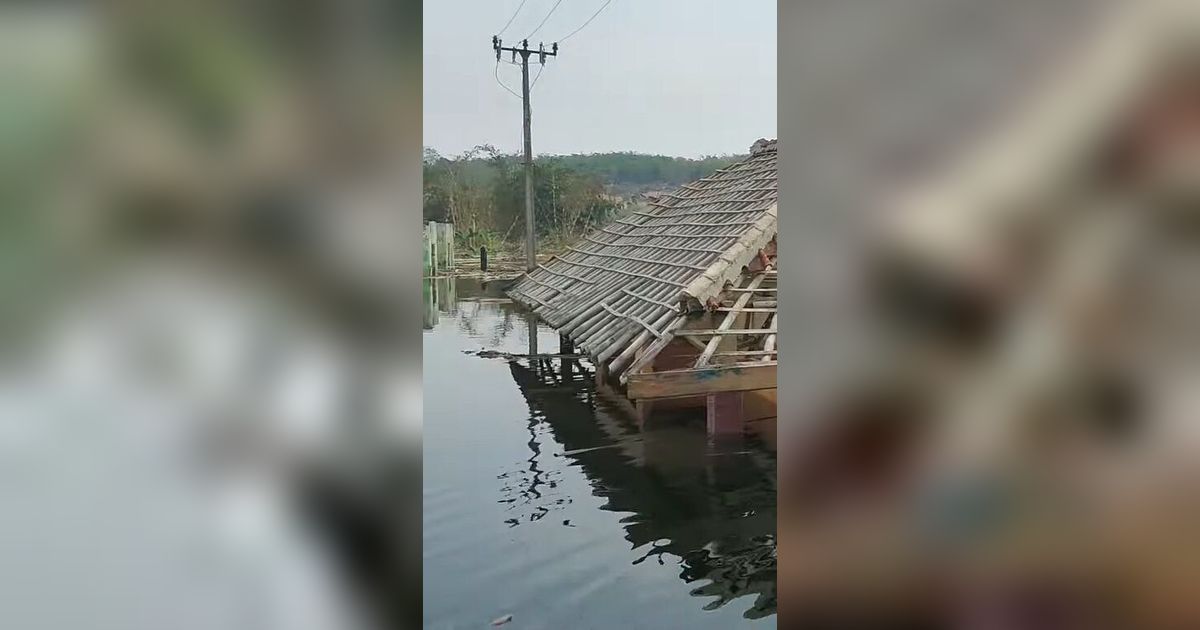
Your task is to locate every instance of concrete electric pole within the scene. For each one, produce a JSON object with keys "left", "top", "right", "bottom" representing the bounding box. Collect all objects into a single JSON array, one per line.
[{"left": 493, "top": 36, "right": 557, "bottom": 271}]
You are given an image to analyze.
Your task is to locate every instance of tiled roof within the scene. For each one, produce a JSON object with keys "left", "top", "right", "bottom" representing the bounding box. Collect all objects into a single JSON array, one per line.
[{"left": 508, "top": 140, "right": 777, "bottom": 373}]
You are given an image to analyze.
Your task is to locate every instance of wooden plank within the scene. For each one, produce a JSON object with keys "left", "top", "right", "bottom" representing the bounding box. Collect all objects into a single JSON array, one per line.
[
  {"left": 714, "top": 307, "right": 777, "bottom": 313},
  {"left": 696, "top": 271, "right": 769, "bottom": 367},
  {"left": 674, "top": 328, "right": 777, "bottom": 336},
  {"left": 615, "top": 313, "right": 690, "bottom": 380},
  {"left": 628, "top": 361, "right": 777, "bottom": 399}
]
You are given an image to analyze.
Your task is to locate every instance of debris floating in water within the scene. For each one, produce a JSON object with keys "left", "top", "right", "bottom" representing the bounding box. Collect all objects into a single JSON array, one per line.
[
  {"left": 491, "top": 613, "right": 514, "bottom": 626},
  {"left": 559, "top": 443, "right": 629, "bottom": 456},
  {"left": 463, "top": 349, "right": 588, "bottom": 361}
]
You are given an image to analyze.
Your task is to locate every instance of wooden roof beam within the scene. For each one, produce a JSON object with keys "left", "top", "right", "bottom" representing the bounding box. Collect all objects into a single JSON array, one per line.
[{"left": 628, "top": 362, "right": 777, "bottom": 400}]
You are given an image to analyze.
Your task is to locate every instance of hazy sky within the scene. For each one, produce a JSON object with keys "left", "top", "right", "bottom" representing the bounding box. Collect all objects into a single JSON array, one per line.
[{"left": 423, "top": 0, "right": 776, "bottom": 158}]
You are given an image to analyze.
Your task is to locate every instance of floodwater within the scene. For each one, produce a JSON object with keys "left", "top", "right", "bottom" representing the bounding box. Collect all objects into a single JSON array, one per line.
[{"left": 423, "top": 278, "right": 777, "bottom": 629}]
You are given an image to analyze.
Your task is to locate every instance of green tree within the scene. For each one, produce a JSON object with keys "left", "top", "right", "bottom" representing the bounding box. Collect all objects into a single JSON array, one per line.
[{"left": 422, "top": 148, "right": 741, "bottom": 247}]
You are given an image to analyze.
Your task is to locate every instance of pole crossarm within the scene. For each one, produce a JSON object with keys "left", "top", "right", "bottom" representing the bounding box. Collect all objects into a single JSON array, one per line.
[
  {"left": 496, "top": 46, "right": 558, "bottom": 56},
  {"left": 493, "top": 37, "right": 559, "bottom": 64}
]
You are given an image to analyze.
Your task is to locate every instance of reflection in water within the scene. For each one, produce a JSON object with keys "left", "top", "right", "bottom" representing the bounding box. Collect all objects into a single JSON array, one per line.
[
  {"left": 424, "top": 277, "right": 776, "bottom": 626},
  {"left": 526, "top": 311, "right": 539, "bottom": 356},
  {"left": 422, "top": 277, "right": 456, "bottom": 329},
  {"left": 505, "top": 356, "right": 777, "bottom": 619}
]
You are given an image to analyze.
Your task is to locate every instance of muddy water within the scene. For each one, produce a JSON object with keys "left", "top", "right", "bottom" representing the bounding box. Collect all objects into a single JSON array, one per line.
[{"left": 423, "top": 278, "right": 776, "bottom": 629}]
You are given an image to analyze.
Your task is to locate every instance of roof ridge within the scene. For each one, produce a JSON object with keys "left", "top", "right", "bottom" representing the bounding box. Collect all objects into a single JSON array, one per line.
[{"left": 750, "top": 138, "right": 778, "bottom": 155}]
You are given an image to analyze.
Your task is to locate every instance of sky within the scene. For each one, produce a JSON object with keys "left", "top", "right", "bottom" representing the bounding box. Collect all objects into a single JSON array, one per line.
[{"left": 423, "top": 0, "right": 776, "bottom": 158}]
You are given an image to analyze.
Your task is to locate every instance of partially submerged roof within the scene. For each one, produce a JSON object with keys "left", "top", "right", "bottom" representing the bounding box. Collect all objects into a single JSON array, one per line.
[{"left": 508, "top": 139, "right": 777, "bottom": 375}]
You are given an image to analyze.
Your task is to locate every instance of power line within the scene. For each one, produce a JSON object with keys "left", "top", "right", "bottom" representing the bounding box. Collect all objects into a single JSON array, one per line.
[
  {"left": 530, "top": 63, "right": 546, "bottom": 89},
  {"left": 496, "top": 0, "right": 529, "bottom": 36},
  {"left": 526, "top": 0, "right": 567, "bottom": 40},
  {"left": 558, "top": 0, "right": 614, "bottom": 43},
  {"left": 495, "top": 61, "right": 522, "bottom": 99}
]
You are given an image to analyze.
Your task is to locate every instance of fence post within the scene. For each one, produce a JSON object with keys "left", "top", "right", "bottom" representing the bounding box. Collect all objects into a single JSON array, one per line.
[
  {"left": 431, "top": 222, "right": 441, "bottom": 274},
  {"left": 423, "top": 222, "right": 433, "bottom": 276},
  {"left": 438, "top": 223, "right": 454, "bottom": 271}
]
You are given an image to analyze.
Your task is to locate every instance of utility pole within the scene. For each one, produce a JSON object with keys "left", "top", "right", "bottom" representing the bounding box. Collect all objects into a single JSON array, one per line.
[{"left": 494, "top": 36, "right": 557, "bottom": 271}]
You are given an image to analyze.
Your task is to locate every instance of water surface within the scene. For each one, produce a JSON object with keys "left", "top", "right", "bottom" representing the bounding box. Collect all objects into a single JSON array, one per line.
[{"left": 423, "top": 278, "right": 776, "bottom": 629}]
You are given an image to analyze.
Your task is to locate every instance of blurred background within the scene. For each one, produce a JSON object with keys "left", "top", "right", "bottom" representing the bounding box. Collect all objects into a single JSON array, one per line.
[
  {"left": 779, "top": 0, "right": 1200, "bottom": 627},
  {"left": 0, "top": 2, "right": 421, "bottom": 629}
]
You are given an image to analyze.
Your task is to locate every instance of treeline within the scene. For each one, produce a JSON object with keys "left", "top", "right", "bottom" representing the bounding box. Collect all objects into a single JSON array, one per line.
[
  {"left": 546, "top": 152, "right": 743, "bottom": 193},
  {"left": 423, "top": 145, "right": 743, "bottom": 250}
]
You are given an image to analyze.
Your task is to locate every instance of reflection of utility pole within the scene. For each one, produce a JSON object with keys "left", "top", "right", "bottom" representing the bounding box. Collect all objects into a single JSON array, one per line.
[
  {"left": 526, "top": 311, "right": 539, "bottom": 356},
  {"left": 559, "top": 333, "right": 574, "bottom": 383},
  {"left": 493, "top": 36, "right": 558, "bottom": 271}
]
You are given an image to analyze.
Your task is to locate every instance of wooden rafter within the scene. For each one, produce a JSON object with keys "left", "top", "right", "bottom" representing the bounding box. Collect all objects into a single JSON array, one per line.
[{"left": 695, "top": 269, "right": 771, "bottom": 368}]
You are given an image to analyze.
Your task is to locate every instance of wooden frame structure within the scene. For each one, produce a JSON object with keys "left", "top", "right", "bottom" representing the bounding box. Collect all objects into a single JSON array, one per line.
[
  {"left": 624, "top": 257, "right": 777, "bottom": 434},
  {"left": 626, "top": 266, "right": 777, "bottom": 397}
]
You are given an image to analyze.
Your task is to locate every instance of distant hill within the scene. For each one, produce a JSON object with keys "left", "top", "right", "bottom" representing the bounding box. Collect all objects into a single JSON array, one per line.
[{"left": 424, "top": 148, "right": 744, "bottom": 199}]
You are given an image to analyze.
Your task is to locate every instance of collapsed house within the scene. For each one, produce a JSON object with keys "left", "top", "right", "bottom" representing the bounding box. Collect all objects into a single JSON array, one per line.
[{"left": 507, "top": 139, "right": 778, "bottom": 435}]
